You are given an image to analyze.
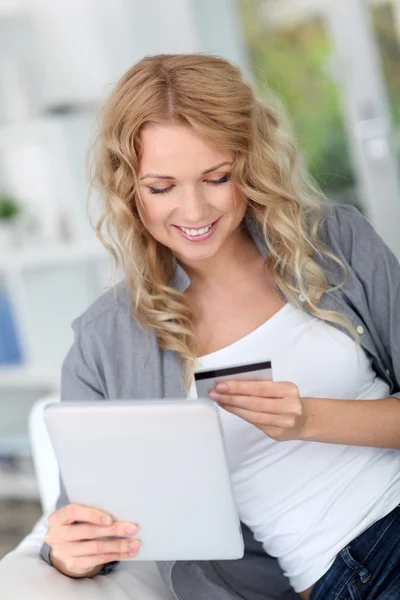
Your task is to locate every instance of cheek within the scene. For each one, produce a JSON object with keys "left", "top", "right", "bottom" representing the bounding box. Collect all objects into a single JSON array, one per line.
[
  {"left": 137, "top": 196, "right": 168, "bottom": 226},
  {"left": 227, "top": 186, "right": 247, "bottom": 215},
  {"left": 210, "top": 184, "right": 242, "bottom": 211}
]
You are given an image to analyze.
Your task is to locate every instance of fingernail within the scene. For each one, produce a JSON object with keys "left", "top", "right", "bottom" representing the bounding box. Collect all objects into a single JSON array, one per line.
[
  {"left": 103, "top": 516, "right": 113, "bottom": 525},
  {"left": 216, "top": 383, "right": 228, "bottom": 392},
  {"left": 209, "top": 391, "right": 221, "bottom": 400},
  {"left": 125, "top": 525, "right": 138, "bottom": 534},
  {"left": 129, "top": 539, "right": 141, "bottom": 549}
]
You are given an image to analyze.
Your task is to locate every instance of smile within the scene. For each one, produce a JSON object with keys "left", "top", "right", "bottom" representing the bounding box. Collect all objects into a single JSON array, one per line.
[
  {"left": 178, "top": 223, "right": 213, "bottom": 236},
  {"left": 172, "top": 218, "right": 220, "bottom": 242}
]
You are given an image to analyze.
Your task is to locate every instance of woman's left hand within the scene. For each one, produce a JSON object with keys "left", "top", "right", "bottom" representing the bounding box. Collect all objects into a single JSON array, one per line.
[{"left": 209, "top": 380, "right": 309, "bottom": 442}]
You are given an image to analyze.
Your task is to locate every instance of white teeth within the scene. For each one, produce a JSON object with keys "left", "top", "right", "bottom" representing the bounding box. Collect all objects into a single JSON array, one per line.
[{"left": 180, "top": 224, "right": 212, "bottom": 236}]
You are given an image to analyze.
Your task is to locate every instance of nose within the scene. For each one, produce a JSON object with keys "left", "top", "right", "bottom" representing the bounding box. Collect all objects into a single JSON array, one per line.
[{"left": 179, "top": 186, "right": 211, "bottom": 225}]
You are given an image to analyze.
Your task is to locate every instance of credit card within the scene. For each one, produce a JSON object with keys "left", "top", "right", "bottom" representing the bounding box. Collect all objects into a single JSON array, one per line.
[{"left": 194, "top": 360, "right": 273, "bottom": 399}]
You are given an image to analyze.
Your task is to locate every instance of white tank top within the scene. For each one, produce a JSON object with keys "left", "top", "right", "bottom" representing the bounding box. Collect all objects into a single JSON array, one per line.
[{"left": 189, "top": 301, "right": 400, "bottom": 593}]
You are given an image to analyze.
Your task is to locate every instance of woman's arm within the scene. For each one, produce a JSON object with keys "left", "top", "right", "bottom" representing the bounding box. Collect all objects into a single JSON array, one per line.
[
  {"left": 291, "top": 205, "right": 400, "bottom": 447},
  {"left": 301, "top": 395, "right": 400, "bottom": 448},
  {"left": 210, "top": 380, "right": 400, "bottom": 449},
  {"left": 326, "top": 204, "right": 400, "bottom": 400}
]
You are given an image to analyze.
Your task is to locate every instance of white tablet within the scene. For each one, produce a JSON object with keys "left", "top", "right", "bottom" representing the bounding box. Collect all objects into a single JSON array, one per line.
[{"left": 44, "top": 398, "right": 244, "bottom": 562}]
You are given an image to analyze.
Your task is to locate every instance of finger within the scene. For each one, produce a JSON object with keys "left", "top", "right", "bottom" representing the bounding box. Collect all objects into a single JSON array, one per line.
[
  {"left": 56, "top": 536, "right": 141, "bottom": 558},
  {"left": 217, "top": 403, "right": 266, "bottom": 424},
  {"left": 50, "top": 504, "right": 114, "bottom": 529},
  {"left": 218, "top": 404, "right": 291, "bottom": 427},
  {"left": 215, "top": 380, "right": 297, "bottom": 398},
  {"left": 213, "top": 394, "right": 283, "bottom": 413},
  {"left": 53, "top": 521, "right": 139, "bottom": 544},
  {"left": 52, "top": 549, "right": 139, "bottom": 574}
]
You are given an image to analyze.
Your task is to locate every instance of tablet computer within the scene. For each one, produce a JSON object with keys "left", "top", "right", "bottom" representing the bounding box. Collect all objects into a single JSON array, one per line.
[{"left": 44, "top": 398, "right": 244, "bottom": 562}]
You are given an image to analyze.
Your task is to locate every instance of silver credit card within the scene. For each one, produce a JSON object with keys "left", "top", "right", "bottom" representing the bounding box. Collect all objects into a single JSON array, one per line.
[{"left": 194, "top": 360, "right": 273, "bottom": 399}]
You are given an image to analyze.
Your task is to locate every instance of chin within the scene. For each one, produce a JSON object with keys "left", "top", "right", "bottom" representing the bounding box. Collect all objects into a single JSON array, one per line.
[
  {"left": 176, "top": 248, "right": 218, "bottom": 262},
  {"left": 173, "top": 240, "right": 221, "bottom": 262}
]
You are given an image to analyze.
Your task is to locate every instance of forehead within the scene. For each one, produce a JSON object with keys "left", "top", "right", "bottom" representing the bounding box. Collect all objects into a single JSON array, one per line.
[{"left": 138, "top": 123, "right": 232, "bottom": 174}]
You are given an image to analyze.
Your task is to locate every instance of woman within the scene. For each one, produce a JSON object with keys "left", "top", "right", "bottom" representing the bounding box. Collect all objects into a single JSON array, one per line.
[{"left": 40, "top": 54, "right": 400, "bottom": 600}]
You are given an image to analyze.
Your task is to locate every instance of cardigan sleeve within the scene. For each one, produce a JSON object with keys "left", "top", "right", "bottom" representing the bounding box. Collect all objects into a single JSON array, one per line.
[
  {"left": 328, "top": 203, "right": 400, "bottom": 400},
  {"left": 39, "top": 321, "right": 119, "bottom": 576}
]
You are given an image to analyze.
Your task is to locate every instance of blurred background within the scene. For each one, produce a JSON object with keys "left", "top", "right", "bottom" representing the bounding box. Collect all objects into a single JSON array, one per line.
[{"left": 0, "top": 0, "right": 400, "bottom": 559}]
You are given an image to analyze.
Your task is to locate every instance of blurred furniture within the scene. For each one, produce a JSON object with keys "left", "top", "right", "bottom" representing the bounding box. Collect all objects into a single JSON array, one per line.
[
  {"left": 0, "top": 182, "right": 113, "bottom": 483},
  {"left": 28, "top": 395, "right": 60, "bottom": 513},
  {"left": 0, "top": 394, "right": 175, "bottom": 599}
]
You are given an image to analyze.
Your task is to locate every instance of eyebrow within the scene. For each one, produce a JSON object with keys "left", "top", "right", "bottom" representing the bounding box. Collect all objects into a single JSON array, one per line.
[{"left": 139, "top": 161, "right": 233, "bottom": 181}]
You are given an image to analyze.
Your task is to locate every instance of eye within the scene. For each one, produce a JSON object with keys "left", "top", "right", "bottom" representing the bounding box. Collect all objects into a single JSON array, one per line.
[
  {"left": 148, "top": 185, "right": 175, "bottom": 195},
  {"left": 147, "top": 172, "right": 231, "bottom": 195},
  {"left": 207, "top": 173, "right": 231, "bottom": 185}
]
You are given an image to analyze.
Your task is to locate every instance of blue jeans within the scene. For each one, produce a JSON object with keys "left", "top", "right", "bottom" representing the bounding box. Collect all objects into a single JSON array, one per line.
[{"left": 310, "top": 503, "right": 400, "bottom": 599}]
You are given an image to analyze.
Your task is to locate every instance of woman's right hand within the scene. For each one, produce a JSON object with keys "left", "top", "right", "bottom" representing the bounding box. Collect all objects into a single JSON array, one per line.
[{"left": 45, "top": 503, "right": 141, "bottom": 578}]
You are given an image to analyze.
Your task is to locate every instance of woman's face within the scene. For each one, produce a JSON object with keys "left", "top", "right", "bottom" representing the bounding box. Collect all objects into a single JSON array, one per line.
[{"left": 137, "top": 122, "right": 247, "bottom": 266}]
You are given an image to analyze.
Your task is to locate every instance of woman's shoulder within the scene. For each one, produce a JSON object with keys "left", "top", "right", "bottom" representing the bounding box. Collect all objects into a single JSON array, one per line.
[
  {"left": 71, "top": 280, "right": 139, "bottom": 336},
  {"left": 61, "top": 281, "right": 160, "bottom": 400},
  {"left": 318, "top": 201, "right": 378, "bottom": 257},
  {"left": 319, "top": 201, "right": 364, "bottom": 235},
  {"left": 317, "top": 202, "right": 399, "bottom": 285}
]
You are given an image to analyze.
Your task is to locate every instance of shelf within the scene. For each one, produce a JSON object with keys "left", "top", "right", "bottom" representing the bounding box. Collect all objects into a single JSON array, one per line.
[
  {"left": 0, "top": 470, "right": 39, "bottom": 500},
  {"left": 0, "top": 241, "right": 107, "bottom": 272},
  {"left": 0, "top": 365, "right": 59, "bottom": 390}
]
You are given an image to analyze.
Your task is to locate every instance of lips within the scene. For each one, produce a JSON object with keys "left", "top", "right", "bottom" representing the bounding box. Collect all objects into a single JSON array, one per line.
[
  {"left": 177, "top": 219, "right": 217, "bottom": 231},
  {"left": 172, "top": 217, "right": 220, "bottom": 242},
  {"left": 179, "top": 223, "right": 213, "bottom": 237}
]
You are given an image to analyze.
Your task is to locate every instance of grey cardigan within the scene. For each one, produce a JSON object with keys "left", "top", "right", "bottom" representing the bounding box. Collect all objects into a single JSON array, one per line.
[{"left": 40, "top": 203, "right": 400, "bottom": 600}]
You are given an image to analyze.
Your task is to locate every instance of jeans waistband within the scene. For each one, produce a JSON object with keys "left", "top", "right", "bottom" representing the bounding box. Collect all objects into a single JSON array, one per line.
[{"left": 311, "top": 502, "right": 400, "bottom": 599}]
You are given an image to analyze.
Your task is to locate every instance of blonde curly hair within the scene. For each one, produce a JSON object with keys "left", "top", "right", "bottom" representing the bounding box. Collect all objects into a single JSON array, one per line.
[{"left": 87, "top": 53, "right": 359, "bottom": 393}]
